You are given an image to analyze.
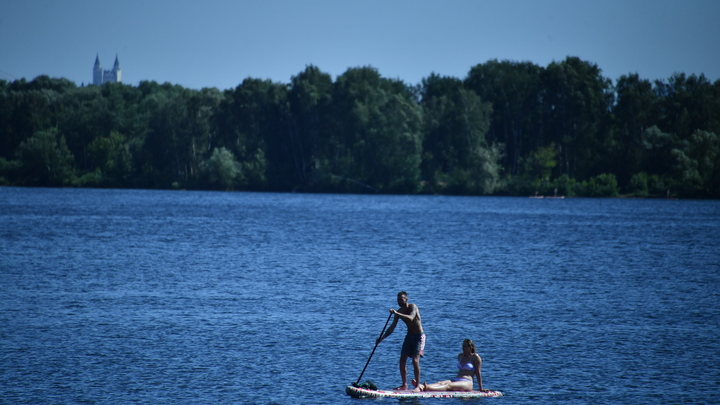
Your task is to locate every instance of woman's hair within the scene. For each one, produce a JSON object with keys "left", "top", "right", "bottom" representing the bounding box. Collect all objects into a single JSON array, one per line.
[{"left": 463, "top": 339, "right": 476, "bottom": 354}]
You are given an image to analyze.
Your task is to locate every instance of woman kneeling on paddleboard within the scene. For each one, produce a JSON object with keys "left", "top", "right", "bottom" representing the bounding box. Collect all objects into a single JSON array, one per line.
[{"left": 415, "top": 339, "right": 487, "bottom": 392}]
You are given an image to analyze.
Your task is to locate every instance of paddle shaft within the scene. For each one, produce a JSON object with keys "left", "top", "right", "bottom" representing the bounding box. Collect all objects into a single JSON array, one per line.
[{"left": 355, "top": 312, "right": 393, "bottom": 384}]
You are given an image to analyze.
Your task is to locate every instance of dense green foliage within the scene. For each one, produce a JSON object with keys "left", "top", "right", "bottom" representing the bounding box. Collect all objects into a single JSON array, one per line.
[{"left": 1, "top": 57, "right": 719, "bottom": 197}]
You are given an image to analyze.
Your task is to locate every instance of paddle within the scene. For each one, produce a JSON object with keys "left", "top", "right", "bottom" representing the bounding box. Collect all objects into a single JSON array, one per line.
[{"left": 354, "top": 312, "right": 393, "bottom": 386}]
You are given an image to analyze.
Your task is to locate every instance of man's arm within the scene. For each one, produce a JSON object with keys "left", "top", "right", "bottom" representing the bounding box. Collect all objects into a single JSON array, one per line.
[
  {"left": 376, "top": 314, "right": 400, "bottom": 344},
  {"left": 391, "top": 303, "right": 418, "bottom": 323}
]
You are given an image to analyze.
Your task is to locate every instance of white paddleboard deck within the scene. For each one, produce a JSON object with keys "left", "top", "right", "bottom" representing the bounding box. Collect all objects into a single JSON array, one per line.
[{"left": 346, "top": 385, "right": 503, "bottom": 399}]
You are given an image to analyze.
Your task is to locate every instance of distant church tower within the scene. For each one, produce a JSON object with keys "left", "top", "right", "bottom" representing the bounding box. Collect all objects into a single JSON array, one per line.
[
  {"left": 93, "top": 55, "right": 103, "bottom": 85},
  {"left": 92, "top": 54, "right": 122, "bottom": 85}
]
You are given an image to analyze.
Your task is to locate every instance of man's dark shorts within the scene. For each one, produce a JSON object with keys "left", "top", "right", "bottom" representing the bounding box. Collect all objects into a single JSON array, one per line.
[{"left": 401, "top": 333, "right": 426, "bottom": 357}]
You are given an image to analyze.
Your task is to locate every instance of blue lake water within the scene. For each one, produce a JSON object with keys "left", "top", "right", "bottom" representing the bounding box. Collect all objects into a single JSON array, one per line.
[{"left": 1, "top": 187, "right": 719, "bottom": 404}]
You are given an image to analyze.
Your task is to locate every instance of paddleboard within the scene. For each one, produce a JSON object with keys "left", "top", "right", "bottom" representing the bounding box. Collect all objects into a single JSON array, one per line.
[{"left": 346, "top": 385, "right": 503, "bottom": 399}]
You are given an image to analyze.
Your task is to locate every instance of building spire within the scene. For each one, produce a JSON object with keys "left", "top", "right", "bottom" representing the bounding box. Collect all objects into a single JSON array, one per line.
[{"left": 93, "top": 54, "right": 122, "bottom": 85}]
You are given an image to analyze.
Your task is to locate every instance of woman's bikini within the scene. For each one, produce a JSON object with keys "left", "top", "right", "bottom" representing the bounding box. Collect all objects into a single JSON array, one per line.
[{"left": 451, "top": 358, "right": 475, "bottom": 382}]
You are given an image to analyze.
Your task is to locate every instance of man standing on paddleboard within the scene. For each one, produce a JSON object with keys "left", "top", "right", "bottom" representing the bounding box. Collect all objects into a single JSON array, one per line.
[{"left": 376, "top": 291, "right": 425, "bottom": 392}]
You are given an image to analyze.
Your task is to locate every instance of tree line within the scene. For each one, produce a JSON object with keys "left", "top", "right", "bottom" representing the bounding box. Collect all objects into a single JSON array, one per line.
[{"left": 1, "top": 56, "right": 719, "bottom": 198}]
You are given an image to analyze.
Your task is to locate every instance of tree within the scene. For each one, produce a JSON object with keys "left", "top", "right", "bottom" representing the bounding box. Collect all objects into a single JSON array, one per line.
[
  {"left": 180, "top": 87, "right": 223, "bottom": 185},
  {"left": 522, "top": 143, "right": 557, "bottom": 179},
  {"left": 373, "top": 90, "right": 424, "bottom": 193},
  {"left": 139, "top": 85, "right": 188, "bottom": 187},
  {"left": 672, "top": 130, "right": 720, "bottom": 197},
  {"left": 465, "top": 60, "right": 543, "bottom": 176},
  {"left": 86, "top": 130, "right": 133, "bottom": 186},
  {"left": 136, "top": 83, "right": 222, "bottom": 188},
  {"left": 0, "top": 85, "right": 57, "bottom": 160},
  {"left": 287, "top": 65, "right": 334, "bottom": 189},
  {"left": 420, "top": 73, "right": 500, "bottom": 194},
  {"left": 656, "top": 73, "right": 720, "bottom": 141},
  {"left": 330, "top": 67, "right": 423, "bottom": 193},
  {"left": 214, "top": 78, "right": 289, "bottom": 190},
  {"left": 641, "top": 125, "right": 679, "bottom": 177},
  {"left": 467, "top": 142, "right": 505, "bottom": 195},
  {"left": 57, "top": 85, "right": 112, "bottom": 172},
  {"left": 540, "top": 57, "right": 614, "bottom": 179},
  {"left": 575, "top": 173, "right": 618, "bottom": 197},
  {"left": 203, "top": 147, "right": 242, "bottom": 190},
  {"left": 629, "top": 172, "right": 649, "bottom": 197},
  {"left": 14, "top": 128, "right": 75, "bottom": 186},
  {"left": 611, "top": 74, "right": 659, "bottom": 188}
]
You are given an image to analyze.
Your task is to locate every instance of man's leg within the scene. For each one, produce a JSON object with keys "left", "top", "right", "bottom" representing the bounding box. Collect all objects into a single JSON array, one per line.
[
  {"left": 396, "top": 353, "right": 409, "bottom": 390},
  {"left": 411, "top": 354, "right": 421, "bottom": 391}
]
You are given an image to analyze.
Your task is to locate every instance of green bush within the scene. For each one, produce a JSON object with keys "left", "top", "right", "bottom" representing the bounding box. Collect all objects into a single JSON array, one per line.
[
  {"left": 648, "top": 174, "right": 670, "bottom": 196},
  {"left": 552, "top": 174, "right": 574, "bottom": 197},
  {"left": 574, "top": 173, "right": 618, "bottom": 197},
  {"left": 629, "top": 172, "right": 649, "bottom": 197}
]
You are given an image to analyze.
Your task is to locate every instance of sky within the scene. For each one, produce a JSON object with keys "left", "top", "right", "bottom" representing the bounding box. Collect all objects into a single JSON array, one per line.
[{"left": 1, "top": 0, "right": 719, "bottom": 90}]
